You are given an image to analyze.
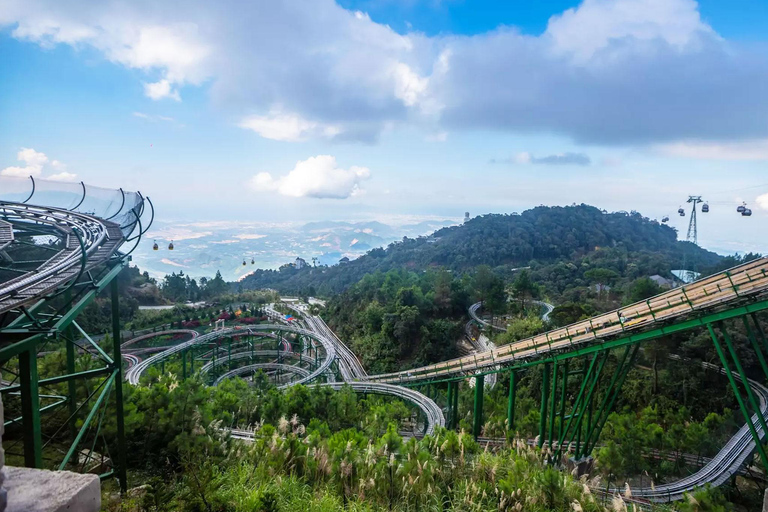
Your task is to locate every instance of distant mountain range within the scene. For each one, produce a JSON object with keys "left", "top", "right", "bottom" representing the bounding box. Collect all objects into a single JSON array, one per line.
[{"left": 130, "top": 218, "right": 459, "bottom": 281}]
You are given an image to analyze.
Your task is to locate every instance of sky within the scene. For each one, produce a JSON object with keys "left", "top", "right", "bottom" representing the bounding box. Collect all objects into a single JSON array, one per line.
[{"left": 2, "top": 0, "right": 768, "bottom": 257}]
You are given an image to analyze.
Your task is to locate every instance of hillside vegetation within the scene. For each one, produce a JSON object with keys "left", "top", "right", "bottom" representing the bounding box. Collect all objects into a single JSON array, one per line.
[{"left": 239, "top": 205, "right": 721, "bottom": 296}]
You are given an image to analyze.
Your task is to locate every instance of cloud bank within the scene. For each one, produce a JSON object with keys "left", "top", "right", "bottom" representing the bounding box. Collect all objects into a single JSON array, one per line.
[
  {"left": 0, "top": 148, "right": 78, "bottom": 181},
  {"left": 2, "top": 0, "right": 767, "bottom": 146}
]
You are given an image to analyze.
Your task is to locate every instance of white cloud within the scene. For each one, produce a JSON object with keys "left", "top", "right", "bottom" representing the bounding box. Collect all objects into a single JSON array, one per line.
[
  {"left": 658, "top": 139, "right": 768, "bottom": 161},
  {"left": 546, "top": 0, "right": 714, "bottom": 63},
  {"left": 2, "top": 0, "right": 767, "bottom": 145},
  {"left": 250, "top": 155, "right": 371, "bottom": 199},
  {"left": 144, "top": 79, "right": 181, "bottom": 101},
  {"left": 1, "top": 147, "right": 76, "bottom": 180},
  {"left": 18, "top": 147, "right": 48, "bottom": 168},
  {"left": 757, "top": 193, "right": 768, "bottom": 211},
  {"left": 392, "top": 62, "right": 428, "bottom": 107},
  {"left": 514, "top": 152, "right": 532, "bottom": 165},
  {"left": 133, "top": 111, "right": 176, "bottom": 122},
  {"left": 47, "top": 171, "right": 78, "bottom": 182},
  {"left": 0, "top": 166, "right": 34, "bottom": 177},
  {"left": 238, "top": 111, "right": 341, "bottom": 142}
]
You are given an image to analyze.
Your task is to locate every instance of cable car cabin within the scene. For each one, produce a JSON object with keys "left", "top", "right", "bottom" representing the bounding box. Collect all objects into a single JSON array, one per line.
[
  {"left": 153, "top": 241, "right": 159, "bottom": 251},
  {"left": 242, "top": 260, "right": 246, "bottom": 266},
  {"left": 743, "top": 208, "right": 753, "bottom": 217},
  {"left": 678, "top": 207, "right": 685, "bottom": 216},
  {"left": 251, "top": 258, "right": 255, "bottom": 264},
  {"left": 168, "top": 241, "right": 174, "bottom": 250},
  {"left": 662, "top": 216, "right": 669, "bottom": 223},
  {"left": 702, "top": 203, "right": 709, "bottom": 213},
  {"left": 737, "top": 203, "right": 746, "bottom": 213}
]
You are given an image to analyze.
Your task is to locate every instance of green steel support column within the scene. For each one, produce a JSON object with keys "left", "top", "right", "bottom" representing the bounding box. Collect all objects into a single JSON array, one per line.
[
  {"left": 452, "top": 381, "right": 459, "bottom": 430},
  {"left": 161, "top": 360, "right": 165, "bottom": 374},
  {"left": 538, "top": 363, "right": 550, "bottom": 448},
  {"left": 228, "top": 339, "right": 232, "bottom": 369},
  {"left": 548, "top": 361, "right": 558, "bottom": 448},
  {"left": 583, "top": 345, "right": 638, "bottom": 455},
  {"left": 751, "top": 314, "right": 768, "bottom": 355},
  {"left": 507, "top": 370, "right": 516, "bottom": 432},
  {"left": 181, "top": 349, "right": 187, "bottom": 380},
  {"left": 583, "top": 389, "right": 594, "bottom": 459},
  {"left": 558, "top": 359, "right": 569, "bottom": 443},
  {"left": 65, "top": 330, "right": 77, "bottom": 439},
  {"left": 574, "top": 361, "right": 586, "bottom": 456},
  {"left": 719, "top": 323, "right": 768, "bottom": 442},
  {"left": 708, "top": 324, "right": 768, "bottom": 471},
  {"left": 473, "top": 375, "right": 485, "bottom": 440},
  {"left": 447, "top": 380, "right": 453, "bottom": 429},
  {"left": 452, "top": 381, "right": 459, "bottom": 429},
  {"left": 573, "top": 352, "right": 608, "bottom": 459},
  {"left": 64, "top": 290, "right": 77, "bottom": 439},
  {"left": 744, "top": 316, "right": 768, "bottom": 383},
  {"left": 19, "top": 347, "right": 42, "bottom": 468},
  {"left": 190, "top": 347, "right": 195, "bottom": 373},
  {"left": 555, "top": 354, "right": 600, "bottom": 460},
  {"left": 111, "top": 279, "right": 128, "bottom": 493}
]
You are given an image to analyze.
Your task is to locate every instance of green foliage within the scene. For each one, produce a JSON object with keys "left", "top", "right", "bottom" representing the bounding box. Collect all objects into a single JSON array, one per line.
[
  {"left": 497, "top": 315, "right": 545, "bottom": 345},
  {"left": 237, "top": 205, "right": 722, "bottom": 296},
  {"left": 324, "top": 269, "right": 467, "bottom": 373},
  {"left": 626, "top": 277, "right": 663, "bottom": 303}
]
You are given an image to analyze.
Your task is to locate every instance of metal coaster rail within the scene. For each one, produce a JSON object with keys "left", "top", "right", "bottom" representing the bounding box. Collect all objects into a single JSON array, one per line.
[
  {"left": 6, "top": 184, "right": 768, "bottom": 502},
  {"left": 0, "top": 177, "right": 153, "bottom": 492},
  {"left": 367, "top": 258, "right": 768, "bottom": 384}
]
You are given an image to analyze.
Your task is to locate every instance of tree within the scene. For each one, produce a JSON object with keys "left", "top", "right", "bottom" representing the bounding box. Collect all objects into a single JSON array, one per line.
[
  {"left": 584, "top": 268, "right": 619, "bottom": 300},
  {"left": 511, "top": 269, "right": 539, "bottom": 311},
  {"left": 204, "top": 270, "right": 228, "bottom": 298},
  {"left": 627, "top": 277, "right": 662, "bottom": 303},
  {"left": 473, "top": 266, "right": 506, "bottom": 325}
]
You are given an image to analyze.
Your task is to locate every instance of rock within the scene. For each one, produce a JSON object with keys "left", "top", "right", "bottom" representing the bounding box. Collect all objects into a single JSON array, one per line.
[{"left": 5, "top": 466, "right": 100, "bottom": 512}]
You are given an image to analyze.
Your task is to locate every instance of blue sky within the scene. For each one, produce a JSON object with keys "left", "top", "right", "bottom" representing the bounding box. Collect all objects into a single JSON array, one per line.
[{"left": 1, "top": 0, "right": 768, "bottom": 257}]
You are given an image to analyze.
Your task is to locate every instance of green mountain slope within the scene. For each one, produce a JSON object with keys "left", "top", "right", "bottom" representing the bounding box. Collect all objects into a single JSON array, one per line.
[{"left": 238, "top": 204, "right": 721, "bottom": 295}]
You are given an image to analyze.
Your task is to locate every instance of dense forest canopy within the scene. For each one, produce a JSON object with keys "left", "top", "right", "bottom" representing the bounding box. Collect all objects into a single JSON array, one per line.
[{"left": 238, "top": 205, "right": 722, "bottom": 296}]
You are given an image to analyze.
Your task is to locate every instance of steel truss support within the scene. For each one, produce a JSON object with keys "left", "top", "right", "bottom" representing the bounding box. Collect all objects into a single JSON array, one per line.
[
  {"left": 111, "top": 279, "right": 128, "bottom": 492},
  {"left": 743, "top": 316, "right": 768, "bottom": 383},
  {"left": 507, "top": 370, "right": 516, "bottom": 432},
  {"left": 548, "top": 360, "right": 559, "bottom": 448},
  {"left": 1, "top": 260, "right": 129, "bottom": 493},
  {"left": 708, "top": 322, "right": 768, "bottom": 473},
  {"left": 558, "top": 360, "right": 569, "bottom": 445},
  {"left": 553, "top": 352, "right": 606, "bottom": 461},
  {"left": 473, "top": 375, "right": 484, "bottom": 440},
  {"left": 582, "top": 345, "right": 639, "bottom": 458},
  {"left": 448, "top": 380, "right": 459, "bottom": 430},
  {"left": 19, "top": 346, "right": 42, "bottom": 467},
  {"left": 538, "top": 362, "right": 550, "bottom": 448}
]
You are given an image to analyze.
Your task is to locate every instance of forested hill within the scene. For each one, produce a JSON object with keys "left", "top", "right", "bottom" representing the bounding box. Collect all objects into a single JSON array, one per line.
[{"left": 238, "top": 204, "right": 722, "bottom": 295}]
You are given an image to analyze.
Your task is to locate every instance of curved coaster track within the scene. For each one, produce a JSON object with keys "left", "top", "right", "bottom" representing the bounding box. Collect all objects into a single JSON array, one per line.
[{"left": 3, "top": 179, "right": 768, "bottom": 502}]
